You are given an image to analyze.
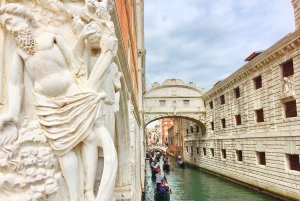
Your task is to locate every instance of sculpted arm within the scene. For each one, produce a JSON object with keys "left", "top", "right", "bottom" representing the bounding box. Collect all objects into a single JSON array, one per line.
[{"left": 0, "top": 51, "right": 24, "bottom": 128}]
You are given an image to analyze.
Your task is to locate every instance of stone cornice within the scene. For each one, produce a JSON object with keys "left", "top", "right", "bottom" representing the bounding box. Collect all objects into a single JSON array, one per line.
[
  {"left": 203, "top": 29, "right": 300, "bottom": 101},
  {"left": 145, "top": 85, "right": 204, "bottom": 97},
  {"left": 111, "top": 0, "right": 141, "bottom": 125}
]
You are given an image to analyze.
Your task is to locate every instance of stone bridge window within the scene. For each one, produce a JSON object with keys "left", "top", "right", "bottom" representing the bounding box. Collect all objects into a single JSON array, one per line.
[
  {"left": 284, "top": 100, "right": 297, "bottom": 118},
  {"left": 209, "top": 101, "right": 213, "bottom": 109},
  {"left": 196, "top": 147, "right": 199, "bottom": 154},
  {"left": 253, "top": 75, "right": 262, "bottom": 89},
  {"left": 183, "top": 100, "right": 190, "bottom": 106},
  {"left": 159, "top": 100, "right": 165, "bottom": 106},
  {"left": 282, "top": 60, "right": 294, "bottom": 78},
  {"left": 190, "top": 126, "right": 193, "bottom": 133},
  {"left": 196, "top": 125, "right": 200, "bottom": 132},
  {"left": 234, "top": 87, "right": 240, "bottom": 98}
]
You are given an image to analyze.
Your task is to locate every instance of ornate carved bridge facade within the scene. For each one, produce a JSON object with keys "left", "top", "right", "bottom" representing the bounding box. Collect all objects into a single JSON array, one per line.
[{"left": 143, "top": 79, "right": 206, "bottom": 131}]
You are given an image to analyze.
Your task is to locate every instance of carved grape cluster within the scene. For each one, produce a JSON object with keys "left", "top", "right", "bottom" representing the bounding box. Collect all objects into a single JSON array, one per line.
[{"left": 16, "top": 27, "right": 37, "bottom": 56}]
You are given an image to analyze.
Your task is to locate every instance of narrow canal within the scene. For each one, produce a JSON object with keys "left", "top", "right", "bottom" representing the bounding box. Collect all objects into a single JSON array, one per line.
[{"left": 143, "top": 156, "right": 279, "bottom": 201}]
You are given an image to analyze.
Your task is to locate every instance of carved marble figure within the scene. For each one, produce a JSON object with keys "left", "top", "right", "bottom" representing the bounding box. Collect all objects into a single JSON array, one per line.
[{"left": 0, "top": 2, "right": 118, "bottom": 201}]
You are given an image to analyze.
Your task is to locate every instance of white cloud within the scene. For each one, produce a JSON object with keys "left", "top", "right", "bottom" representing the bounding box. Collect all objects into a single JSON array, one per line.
[{"left": 144, "top": 0, "right": 295, "bottom": 90}]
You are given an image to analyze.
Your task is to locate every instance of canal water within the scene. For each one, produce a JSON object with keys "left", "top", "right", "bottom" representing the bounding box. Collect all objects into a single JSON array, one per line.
[{"left": 143, "top": 157, "right": 279, "bottom": 201}]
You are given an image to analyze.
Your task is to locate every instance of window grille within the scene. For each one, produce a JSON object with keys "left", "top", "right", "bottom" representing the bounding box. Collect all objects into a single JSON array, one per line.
[
  {"left": 256, "top": 109, "right": 264, "bottom": 123},
  {"left": 282, "top": 60, "right": 294, "bottom": 78},
  {"left": 285, "top": 100, "right": 297, "bottom": 118},
  {"left": 221, "top": 149, "right": 226, "bottom": 159},
  {"left": 220, "top": 95, "right": 225, "bottom": 105},
  {"left": 221, "top": 118, "right": 226, "bottom": 128},
  {"left": 236, "top": 150, "right": 243, "bottom": 161},
  {"left": 183, "top": 100, "right": 189, "bottom": 106},
  {"left": 235, "top": 87, "right": 240, "bottom": 98},
  {"left": 159, "top": 100, "right": 165, "bottom": 106},
  {"left": 254, "top": 75, "right": 262, "bottom": 89},
  {"left": 235, "top": 114, "right": 241, "bottom": 126}
]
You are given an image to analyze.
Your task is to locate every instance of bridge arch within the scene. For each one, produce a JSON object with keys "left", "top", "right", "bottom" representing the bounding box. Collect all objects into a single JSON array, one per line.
[{"left": 143, "top": 79, "right": 206, "bottom": 130}]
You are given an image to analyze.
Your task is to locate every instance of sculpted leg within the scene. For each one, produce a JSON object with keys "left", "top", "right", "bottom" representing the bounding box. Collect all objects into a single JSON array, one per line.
[
  {"left": 82, "top": 132, "right": 98, "bottom": 201},
  {"left": 59, "top": 150, "right": 80, "bottom": 201},
  {"left": 93, "top": 126, "right": 118, "bottom": 201}
]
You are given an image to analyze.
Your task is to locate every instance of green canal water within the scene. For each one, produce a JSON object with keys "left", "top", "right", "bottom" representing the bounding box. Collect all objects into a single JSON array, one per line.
[{"left": 143, "top": 157, "right": 280, "bottom": 201}]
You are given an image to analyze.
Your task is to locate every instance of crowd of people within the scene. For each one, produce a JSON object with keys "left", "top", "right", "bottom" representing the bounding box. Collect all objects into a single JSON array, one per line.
[{"left": 147, "top": 150, "right": 172, "bottom": 197}]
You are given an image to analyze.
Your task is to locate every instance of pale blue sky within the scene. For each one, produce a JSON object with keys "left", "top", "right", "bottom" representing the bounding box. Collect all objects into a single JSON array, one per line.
[{"left": 144, "top": 0, "right": 295, "bottom": 91}]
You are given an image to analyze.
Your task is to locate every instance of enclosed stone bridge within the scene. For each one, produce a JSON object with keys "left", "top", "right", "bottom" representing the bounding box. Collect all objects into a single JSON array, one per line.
[{"left": 143, "top": 79, "right": 206, "bottom": 131}]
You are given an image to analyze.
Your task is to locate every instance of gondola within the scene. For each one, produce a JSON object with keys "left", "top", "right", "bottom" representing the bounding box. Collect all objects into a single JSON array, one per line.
[
  {"left": 178, "top": 161, "right": 185, "bottom": 168},
  {"left": 154, "top": 183, "right": 171, "bottom": 200},
  {"left": 163, "top": 163, "right": 170, "bottom": 171}
]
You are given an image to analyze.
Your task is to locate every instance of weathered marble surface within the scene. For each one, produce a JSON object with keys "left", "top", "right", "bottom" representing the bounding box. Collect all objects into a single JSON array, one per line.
[{"left": 0, "top": 1, "right": 122, "bottom": 200}]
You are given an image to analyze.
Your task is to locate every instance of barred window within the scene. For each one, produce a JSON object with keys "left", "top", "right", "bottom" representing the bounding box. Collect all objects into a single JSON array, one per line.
[
  {"left": 257, "top": 152, "right": 266, "bottom": 165},
  {"left": 210, "top": 148, "right": 214, "bottom": 157},
  {"left": 196, "top": 147, "right": 199, "bottom": 154},
  {"left": 221, "top": 118, "right": 226, "bottom": 128},
  {"left": 220, "top": 95, "right": 225, "bottom": 105},
  {"left": 190, "top": 126, "right": 194, "bottom": 133},
  {"left": 236, "top": 150, "right": 243, "bottom": 161},
  {"left": 254, "top": 75, "right": 262, "bottom": 89},
  {"left": 159, "top": 100, "right": 165, "bottom": 106},
  {"left": 256, "top": 109, "right": 264, "bottom": 123},
  {"left": 211, "top": 122, "right": 214, "bottom": 131},
  {"left": 221, "top": 149, "right": 226, "bottom": 159},
  {"left": 234, "top": 87, "right": 240, "bottom": 98},
  {"left": 282, "top": 60, "right": 294, "bottom": 78},
  {"left": 287, "top": 154, "right": 300, "bottom": 171},
  {"left": 209, "top": 101, "right": 213, "bottom": 109},
  {"left": 235, "top": 114, "right": 241, "bottom": 126},
  {"left": 203, "top": 148, "right": 206, "bottom": 156},
  {"left": 285, "top": 100, "right": 297, "bottom": 118},
  {"left": 183, "top": 100, "right": 190, "bottom": 106},
  {"left": 196, "top": 125, "right": 200, "bottom": 132}
]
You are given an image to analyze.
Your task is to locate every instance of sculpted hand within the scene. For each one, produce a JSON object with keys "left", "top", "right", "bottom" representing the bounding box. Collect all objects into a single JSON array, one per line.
[
  {"left": 79, "top": 23, "right": 99, "bottom": 40},
  {"left": 0, "top": 113, "right": 18, "bottom": 130}
]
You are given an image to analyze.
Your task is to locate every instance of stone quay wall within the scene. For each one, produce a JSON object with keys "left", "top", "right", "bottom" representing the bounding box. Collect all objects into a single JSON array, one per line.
[{"left": 183, "top": 29, "right": 300, "bottom": 201}]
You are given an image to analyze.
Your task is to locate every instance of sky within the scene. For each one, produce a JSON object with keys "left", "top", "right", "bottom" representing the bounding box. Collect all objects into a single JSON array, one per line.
[{"left": 144, "top": 0, "right": 295, "bottom": 92}]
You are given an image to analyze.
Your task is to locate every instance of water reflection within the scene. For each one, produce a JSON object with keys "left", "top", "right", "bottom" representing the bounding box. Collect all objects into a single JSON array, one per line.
[{"left": 143, "top": 156, "right": 279, "bottom": 201}]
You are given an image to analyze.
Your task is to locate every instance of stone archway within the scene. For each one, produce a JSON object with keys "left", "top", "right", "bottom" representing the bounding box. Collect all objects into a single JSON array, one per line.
[{"left": 143, "top": 79, "right": 206, "bottom": 128}]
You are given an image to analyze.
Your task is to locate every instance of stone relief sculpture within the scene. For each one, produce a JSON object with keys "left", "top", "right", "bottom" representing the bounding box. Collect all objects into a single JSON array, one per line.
[{"left": 0, "top": 1, "right": 120, "bottom": 201}]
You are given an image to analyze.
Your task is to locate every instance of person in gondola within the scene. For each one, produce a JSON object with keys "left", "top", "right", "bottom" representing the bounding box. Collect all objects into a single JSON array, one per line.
[
  {"left": 155, "top": 167, "right": 164, "bottom": 191},
  {"left": 163, "top": 160, "right": 170, "bottom": 171}
]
